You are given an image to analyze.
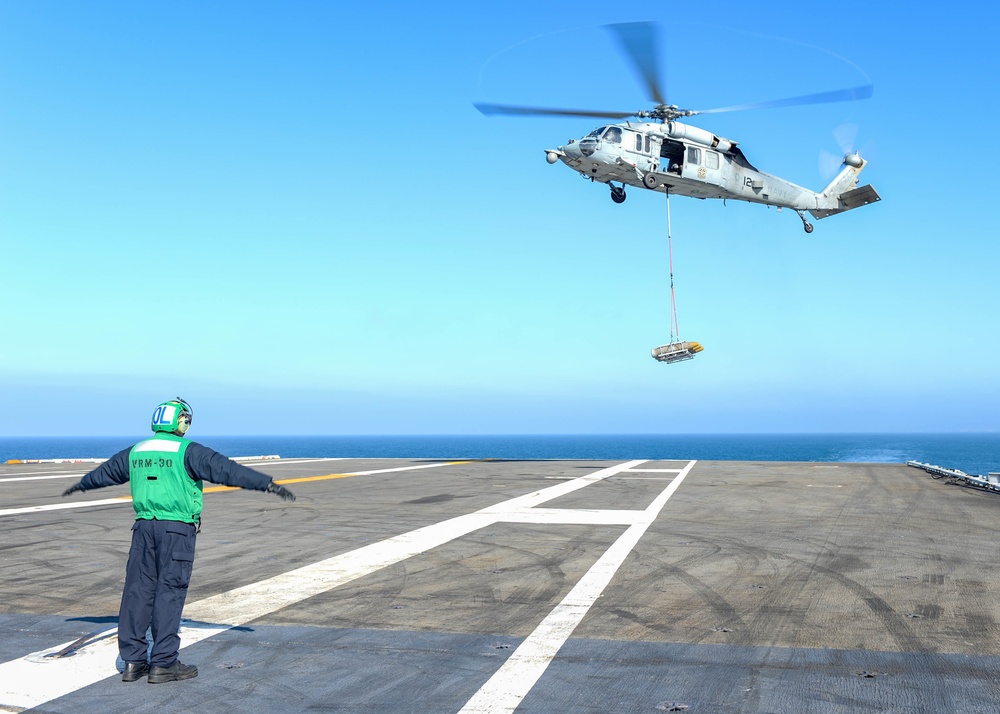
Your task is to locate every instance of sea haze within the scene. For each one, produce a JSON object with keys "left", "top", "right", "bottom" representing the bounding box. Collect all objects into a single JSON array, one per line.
[{"left": 1, "top": 434, "right": 997, "bottom": 477}]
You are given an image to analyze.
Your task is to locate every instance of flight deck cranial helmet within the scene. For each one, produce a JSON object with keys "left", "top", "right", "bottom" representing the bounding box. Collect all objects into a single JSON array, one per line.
[{"left": 150, "top": 398, "right": 193, "bottom": 436}]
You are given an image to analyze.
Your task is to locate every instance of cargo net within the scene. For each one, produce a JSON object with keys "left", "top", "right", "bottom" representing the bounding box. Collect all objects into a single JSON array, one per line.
[{"left": 652, "top": 191, "right": 702, "bottom": 364}]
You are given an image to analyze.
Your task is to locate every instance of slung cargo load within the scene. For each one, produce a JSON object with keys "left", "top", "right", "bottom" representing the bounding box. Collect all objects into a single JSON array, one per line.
[{"left": 651, "top": 341, "right": 703, "bottom": 364}]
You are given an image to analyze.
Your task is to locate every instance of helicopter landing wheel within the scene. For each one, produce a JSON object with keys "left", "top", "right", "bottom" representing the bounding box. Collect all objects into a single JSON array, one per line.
[
  {"left": 796, "top": 210, "right": 814, "bottom": 234},
  {"left": 643, "top": 173, "right": 659, "bottom": 189},
  {"left": 610, "top": 185, "right": 626, "bottom": 204}
]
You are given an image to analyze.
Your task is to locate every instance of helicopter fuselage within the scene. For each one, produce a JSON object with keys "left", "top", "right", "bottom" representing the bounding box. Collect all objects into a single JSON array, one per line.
[{"left": 545, "top": 121, "right": 879, "bottom": 230}]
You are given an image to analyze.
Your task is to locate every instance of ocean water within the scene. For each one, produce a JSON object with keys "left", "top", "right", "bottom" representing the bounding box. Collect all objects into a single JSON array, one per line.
[{"left": 1, "top": 433, "right": 997, "bottom": 476}]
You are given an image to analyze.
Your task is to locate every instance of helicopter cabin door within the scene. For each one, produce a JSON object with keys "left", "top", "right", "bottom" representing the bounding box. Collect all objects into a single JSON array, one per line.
[
  {"left": 681, "top": 145, "right": 724, "bottom": 192},
  {"left": 623, "top": 129, "right": 657, "bottom": 175}
]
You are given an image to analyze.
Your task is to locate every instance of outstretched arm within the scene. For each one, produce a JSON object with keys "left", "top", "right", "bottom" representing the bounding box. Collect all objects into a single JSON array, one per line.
[
  {"left": 185, "top": 442, "right": 295, "bottom": 501},
  {"left": 62, "top": 447, "right": 131, "bottom": 496}
]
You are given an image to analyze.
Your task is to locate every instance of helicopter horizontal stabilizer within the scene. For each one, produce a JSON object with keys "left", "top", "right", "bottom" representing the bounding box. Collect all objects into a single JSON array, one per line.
[
  {"left": 839, "top": 184, "right": 881, "bottom": 210},
  {"left": 810, "top": 184, "right": 881, "bottom": 219}
]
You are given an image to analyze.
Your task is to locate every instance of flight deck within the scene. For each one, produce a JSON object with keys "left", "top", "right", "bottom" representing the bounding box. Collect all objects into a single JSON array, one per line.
[{"left": 2, "top": 457, "right": 999, "bottom": 713}]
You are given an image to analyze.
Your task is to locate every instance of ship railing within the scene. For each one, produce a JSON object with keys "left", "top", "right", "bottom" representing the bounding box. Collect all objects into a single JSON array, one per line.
[{"left": 907, "top": 460, "right": 1000, "bottom": 492}]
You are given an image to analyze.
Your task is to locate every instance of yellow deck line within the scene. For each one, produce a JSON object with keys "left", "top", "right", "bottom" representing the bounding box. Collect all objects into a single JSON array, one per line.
[
  {"left": 203, "top": 460, "right": 472, "bottom": 494},
  {"left": 202, "top": 472, "right": 353, "bottom": 493}
]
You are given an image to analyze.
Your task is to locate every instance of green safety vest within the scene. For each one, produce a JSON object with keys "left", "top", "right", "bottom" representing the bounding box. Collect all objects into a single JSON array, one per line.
[{"left": 128, "top": 433, "right": 203, "bottom": 523}]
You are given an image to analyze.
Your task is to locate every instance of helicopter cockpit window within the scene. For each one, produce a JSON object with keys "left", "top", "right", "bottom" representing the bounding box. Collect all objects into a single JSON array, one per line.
[
  {"left": 687, "top": 146, "right": 701, "bottom": 165},
  {"left": 604, "top": 126, "right": 622, "bottom": 143},
  {"left": 587, "top": 126, "right": 608, "bottom": 138}
]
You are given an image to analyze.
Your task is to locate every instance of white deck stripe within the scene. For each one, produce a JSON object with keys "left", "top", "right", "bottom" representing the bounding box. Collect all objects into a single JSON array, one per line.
[
  {"left": 459, "top": 459, "right": 696, "bottom": 714},
  {"left": 0, "top": 458, "right": 396, "bottom": 484},
  {"left": 0, "top": 470, "right": 89, "bottom": 477},
  {"left": 0, "top": 461, "right": 468, "bottom": 518},
  {"left": 0, "top": 498, "right": 132, "bottom": 516},
  {"left": 0, "top": 474, "right": 89, "bottom": 483},
  {"left": 0, "top": 458, "right": 347, "bottom": 474},
  {"left": 341, "top": 462, "right": 472, "bottom": 477},
  {"left": 0, "top": 460, "right": 644, "bottom": 711},
  {"left": 616, "top": 476, "right": 677, "bottom": 481},
  {"left": 498, "top": 508, "right": 645, "bottom": 526},
  {"left": 0, "top": 458, "right": 343, "bottom": 473},
  {"left": 230, "top": 457, "right": 350, "bottom": 466},
  {"left": 0, "top": 460, "right": 363, "bottom": 485}
]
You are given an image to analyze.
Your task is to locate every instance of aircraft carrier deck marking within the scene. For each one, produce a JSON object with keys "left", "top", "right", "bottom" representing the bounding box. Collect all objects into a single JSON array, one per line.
[
  {"left": 0, "top": 458, "right": 687, "bottom": 712},
  {"left": 626, "top": 468, "right": 686, "bottom": 473},
  {"left": 0, "top": 458, "right": 349, "bottom": 482},
  {"left": 0, "top": 497, "right": 134, "bottom": 516},
  {"left": 0, "top": 472, "right": 90, "bottom": 482},
  {"left": 0, "top": 460, "right": 471, "bottom": 518},
  {"left": 459, "top": 459, "right": 695, "bottom": 713}
]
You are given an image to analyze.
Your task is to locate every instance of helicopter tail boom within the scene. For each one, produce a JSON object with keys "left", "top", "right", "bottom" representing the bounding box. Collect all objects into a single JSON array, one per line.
[{"left": 809, "top": 154, "right": 881, "bottom": 219}]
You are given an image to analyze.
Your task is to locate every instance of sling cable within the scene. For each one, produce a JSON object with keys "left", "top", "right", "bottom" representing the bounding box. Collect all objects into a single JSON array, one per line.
[{"left": 652, "top": 189, "right": 704, "bottom": 363}]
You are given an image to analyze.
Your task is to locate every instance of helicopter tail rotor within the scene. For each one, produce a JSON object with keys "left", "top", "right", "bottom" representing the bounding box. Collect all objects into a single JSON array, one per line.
[{"left": 819, "top": 123, "right": 877, "bottom": 180}]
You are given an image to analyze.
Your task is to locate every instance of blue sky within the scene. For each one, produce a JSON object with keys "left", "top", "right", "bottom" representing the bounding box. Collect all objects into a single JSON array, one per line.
[{"left": 1, "top": 1, "right": 997, "bottom": 436}]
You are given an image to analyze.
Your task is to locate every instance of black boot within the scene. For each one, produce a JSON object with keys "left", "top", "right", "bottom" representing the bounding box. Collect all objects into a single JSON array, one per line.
[
  {"left": 122, "top": 661, "right": 149, "bottom": 682},
  {"left": 147, "top": 660, "right": 198, "bottom": 683}
]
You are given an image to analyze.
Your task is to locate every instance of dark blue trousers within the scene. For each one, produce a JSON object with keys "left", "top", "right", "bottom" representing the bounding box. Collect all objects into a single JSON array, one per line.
[{"left": 118, "top": 519, "right": 197, "bottom": 667}]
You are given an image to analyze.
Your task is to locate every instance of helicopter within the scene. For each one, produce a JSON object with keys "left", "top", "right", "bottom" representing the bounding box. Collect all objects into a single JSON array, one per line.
[{"left": 475, "top": 22, "right": 880, "bottom": 233}]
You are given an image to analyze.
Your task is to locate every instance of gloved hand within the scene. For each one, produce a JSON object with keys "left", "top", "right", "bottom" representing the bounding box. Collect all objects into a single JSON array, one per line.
[
  {"left": 266, "top": 481, "right": 296, "bottom": 502},
  {"left": 62, "top": 482, "right": 86, "bottom": 497}
]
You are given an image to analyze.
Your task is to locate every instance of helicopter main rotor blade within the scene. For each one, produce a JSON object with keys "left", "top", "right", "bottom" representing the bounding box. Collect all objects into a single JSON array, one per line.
[
  {"left": 474, "top": 102, "right": 635, "bottom": 120},
  {"left": 689, "top": 84, "right": 873, "bottom": 116},
  {"left": 605, "top": 22, "right": 666, "bottom": 106}
]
